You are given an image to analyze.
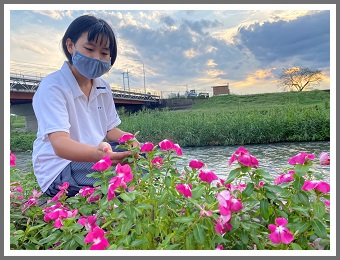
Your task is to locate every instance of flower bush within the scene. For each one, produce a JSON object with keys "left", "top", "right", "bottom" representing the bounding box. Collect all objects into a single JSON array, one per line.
[{"left": 10, "top": 136, "right": 331, "bottom": 250}]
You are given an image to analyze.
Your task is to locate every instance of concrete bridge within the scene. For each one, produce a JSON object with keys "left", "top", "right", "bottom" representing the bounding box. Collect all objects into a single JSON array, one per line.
[{"left": 10, "top": 70, "right": 161, "bottom": 132}]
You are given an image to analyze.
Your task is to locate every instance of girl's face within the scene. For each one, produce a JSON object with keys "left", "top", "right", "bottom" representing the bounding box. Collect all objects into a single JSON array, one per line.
[{"left": 68, "top": 32, "right": 111, "bottom": 62}]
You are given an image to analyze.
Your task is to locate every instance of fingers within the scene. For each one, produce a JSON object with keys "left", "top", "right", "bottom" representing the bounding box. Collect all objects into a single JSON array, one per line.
[{"left": 109, "top": 151, "right": 132, "bottom": 160}]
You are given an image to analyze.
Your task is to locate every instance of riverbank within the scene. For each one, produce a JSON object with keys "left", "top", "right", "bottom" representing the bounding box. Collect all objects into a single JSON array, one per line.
[{"left": 10, "top": 90, "right": 330, "bottom": 152}]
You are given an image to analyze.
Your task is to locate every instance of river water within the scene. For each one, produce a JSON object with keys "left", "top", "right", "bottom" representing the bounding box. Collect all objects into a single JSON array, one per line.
[{"left": 13, "top": 141, "right": 331, "bottom": 181}]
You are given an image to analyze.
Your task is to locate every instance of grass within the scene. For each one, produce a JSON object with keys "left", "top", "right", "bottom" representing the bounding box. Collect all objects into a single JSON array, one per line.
[{"left": 10, "top": 89, "right": 330, "bottom": 151}]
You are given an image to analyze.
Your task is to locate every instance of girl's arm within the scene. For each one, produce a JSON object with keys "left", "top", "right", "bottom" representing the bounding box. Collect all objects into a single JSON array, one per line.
[{"left": 48, "top": 131, "right": 132, "bottom": 164}]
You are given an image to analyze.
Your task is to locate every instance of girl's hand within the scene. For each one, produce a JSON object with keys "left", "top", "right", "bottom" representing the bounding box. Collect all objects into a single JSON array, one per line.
[{"left": 97, "top": 142, "right": 132, "bottom": 165}]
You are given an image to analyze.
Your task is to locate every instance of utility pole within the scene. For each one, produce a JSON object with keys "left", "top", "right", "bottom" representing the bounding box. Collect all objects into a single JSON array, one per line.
[
  {"left": 134, "top": 59, "right": 146, "bottom": 94},
  {"left": 122, "top": 70, "right": 130, "bottom": 91}
]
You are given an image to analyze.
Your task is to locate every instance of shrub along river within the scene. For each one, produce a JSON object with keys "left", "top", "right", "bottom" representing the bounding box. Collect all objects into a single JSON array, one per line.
[{"left": 13, "top": 141, "right": 331, "bottom": 182}]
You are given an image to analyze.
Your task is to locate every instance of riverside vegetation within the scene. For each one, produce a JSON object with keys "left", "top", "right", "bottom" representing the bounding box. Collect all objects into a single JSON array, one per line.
[{"left": 10, "top": 89, "right": 330, "bottom": 152}]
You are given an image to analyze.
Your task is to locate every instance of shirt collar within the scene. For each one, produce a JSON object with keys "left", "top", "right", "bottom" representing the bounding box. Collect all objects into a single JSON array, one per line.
[{"left": 61, "top": 61, "right": 109, "bottom": 99}]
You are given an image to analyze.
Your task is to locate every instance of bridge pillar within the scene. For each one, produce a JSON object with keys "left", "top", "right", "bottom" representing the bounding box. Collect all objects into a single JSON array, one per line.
[{"left": 10, "top": 103, "right": 38, "bottom": 132}]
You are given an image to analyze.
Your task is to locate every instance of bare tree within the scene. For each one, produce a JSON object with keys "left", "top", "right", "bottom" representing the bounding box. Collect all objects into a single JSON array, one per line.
[{"left": 277, "top": 66, "right": 323, "bottom": 92}]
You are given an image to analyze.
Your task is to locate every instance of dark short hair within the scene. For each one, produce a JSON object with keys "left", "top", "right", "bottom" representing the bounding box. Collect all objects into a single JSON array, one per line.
[{"left": 62, "top": 14, "right": 117, "bottom": 65}]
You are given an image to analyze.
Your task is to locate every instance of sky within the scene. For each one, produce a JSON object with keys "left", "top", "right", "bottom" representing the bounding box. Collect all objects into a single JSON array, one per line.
[{"left": 7, "top": 4, "right": 334, "bottom": 98}]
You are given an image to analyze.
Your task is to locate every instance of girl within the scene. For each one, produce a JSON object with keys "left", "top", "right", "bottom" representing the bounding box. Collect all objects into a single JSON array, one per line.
[{"left": 32, "top": 14, "right": 139, "bottom": 197}]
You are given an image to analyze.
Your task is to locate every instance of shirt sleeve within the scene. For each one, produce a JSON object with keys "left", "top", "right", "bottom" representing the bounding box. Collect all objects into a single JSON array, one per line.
[{"left": 33, "top": 81, "right": 70, "bottom": 142}]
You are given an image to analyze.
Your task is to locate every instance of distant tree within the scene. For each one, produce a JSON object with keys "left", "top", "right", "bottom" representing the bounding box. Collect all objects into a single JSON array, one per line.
[{"left": 277, "top": 66, "right": 323, "bottom": 92}]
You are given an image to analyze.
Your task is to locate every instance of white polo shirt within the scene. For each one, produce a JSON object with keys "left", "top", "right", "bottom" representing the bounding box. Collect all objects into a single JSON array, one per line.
[{"left": 32, "top": 61, "right": 121, "bottom": 192}]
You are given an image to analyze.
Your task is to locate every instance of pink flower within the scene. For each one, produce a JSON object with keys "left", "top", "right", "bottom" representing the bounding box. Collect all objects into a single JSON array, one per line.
[
  {"left": 118, "top": 133, "right": 135, "bottom": 144},
  {"left": 288, "top": 152, "right": 315, "bottom": 165},
  {"left": 189, "top": 159, "right": 205, "bottom": 169},
  {"left": 79, "top": 187, "right": 96, "bottom": 197},
  {"left": 107, "top": 178, "right": 121, "bottom": 201},
  {"left": 10, "top": 185, "right": 23, "bottom": 193},
  {"left": 140, "top": 142, "right": 154, "bottom": 152},
  {"left": 319, "top": 152, "right": 330, "bottom": 165},
  {"left": 228, "top": 147, "right": 258, "bottom": 168},
  {"left": 173, "top": 143, "right": 183, "bottom": 156},
  {"left": 84, "top": 226, "right": 110, "bottom": 250},
  {"left": 10, "top": 150, "right": 16, "bottom": 167},
  {"left": 176, "top": 184, "right": 192, "bottom": 198},
  {"left": 78, "top": 215, "right": 98, "bottom": 231},
  {"left": 215, "top": 244, "right": 224, "bottom": 250},
  {"left": 91, "top": 156, "right": 112, "bottom": 172},
  {"left": 195, "top": 204, "right": 213, "bottom": 217},
  {"left": 268, "top": 217, "right": 294, "bottom": 244},
  {"left": 159, "top": 139, "right": 174, "bottom": 151},
  {"left": 58, "top": 182, "right": 69, "bottom": 191},
  {"left": 301, "top": 180, "right": 330, "bottom": 193},
  {"left": 151, "top": 156, "right": 164, "bottom": 167},
  {"left": 115, "top": 163, "right": 133, "bottom": 183},
  {"left": 217, "top": 190, "right": 243, "bottom": 216},
  {"left": 215, "top": 215, "right": 233, "bottom": 235},
  {"left": 43, "top": 208, "right": 69, "bottom": 228},
  {"left": 79, "top": 187, "right": 101, "bottom": 202},
  {"left": 50, "top": 182, "right": 69, "bottom": 202},
  {"left": 274, "top": 170, "right": 295, "bottom": 185},
  {"left": 323, "top": 199, "right": 330, "bottom": 207},
  {"left": 198, "top": 169, "right": 219, "bottom": 184}
]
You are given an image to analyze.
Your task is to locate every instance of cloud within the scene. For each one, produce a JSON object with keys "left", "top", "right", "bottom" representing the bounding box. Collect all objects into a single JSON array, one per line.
[
  {"left": 9, "top": 8, "right": 331, "bottom": 95},
  {"left": 33, "top": 10, "right": 74, "bottom": 20},
  {"left": 235, "top": 11, "right": 330, "bottom": 68}
]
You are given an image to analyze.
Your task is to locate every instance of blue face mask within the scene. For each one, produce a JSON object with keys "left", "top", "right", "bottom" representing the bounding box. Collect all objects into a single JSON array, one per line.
[{"left": 72, "top": 50, "right": 112, "bottom": 79}]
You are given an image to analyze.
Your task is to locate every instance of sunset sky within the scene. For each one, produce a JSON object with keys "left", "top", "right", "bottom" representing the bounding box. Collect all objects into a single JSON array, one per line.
[{"left": 7, "top": 4, "right": 334, "bottom": 97}]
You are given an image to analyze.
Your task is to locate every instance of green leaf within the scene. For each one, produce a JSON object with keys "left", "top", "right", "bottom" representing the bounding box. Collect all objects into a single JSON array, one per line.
[
  {"left": 86, "top": 172, "right": 103, "bottom": 179},
  {"left": 265, "top": 191, "right": 277, "bottom": 200},
  {"left": 260, "top": 199, "right": 269, "bottom": 221},
  {"left": 192, "top": 185, "right": 206, "bottom": 200},
  {"left": 297, "top": 191, "right": 310, "bottom": 207},
  {"left": 241, "top": 230, "right": 249, "bottom": 244},
  {"left": 230, "top": 216, "right": 240, "bottom": 231},
  {"left": 173, "top": 216, "right": 195, "bottom": 223},
  {"left": 26, "top": 223, "right": 46, "bottom": 233},
  {"left": 136, "top": 203, "right": 153, "bottom": 210},
  {"left": 294, "top": 164, "right": 310, "bottom": 177},
  {"left": 185, "top": 233, "right": 195, "bottom": 250},
  {"left": 290, "top": 205, "right": 310, "bottom": 218},
  {"left": 291, "top": 243, "right": 303, "bottom": 250},
  {"left": 255, "top": 169, "right": 273, "bottom": 181},
  {"left": 311, "top": 201, "right": 326, "bottom": 219},
  {"left": 101, "top": 182, "right": 108, "bottom": 195},
  {"left": 264, "top": 183, "right": 285, "bottom": 194},
  {"left": 165, "top": 244, "right": 180, "bottom": 250},
  {"left": 124, "top": 206, "right": 135, "bottom": 220},
  {"left": 158, "top": 190, "right": 168, "bottom": 205},
  {"left": 10, "top": 236, "right": 19, "bottom": 246},
  {"left": 292, "top": 176, "right": 305, "bottom": 190},
  {"left": 225, "top": 168, "right": 240, "bottom": 183},
  {"left": 287, "top": 221, "right": 310, "bottom": 234},
  {"left": 119, "top": 192, "right": 135, "bottom": 202},
  {"left": 193, "top": 225, "right": 206, "bottom": 244},
  {"left": 38, "top": 231, "right": 61, "bottom": 245},
  {"left": 242, "top": 183, "right": 254, "bottom": 198},
  {"left": 73, "top": 234, "right": 86, "bottom": 247},
  {"left": 68, "top": 223, "right": 84, "bottom": 232},
  {"left": 63, "top": 238, "right": 77, "bottom": 250},
  {"left": 311, "top": 219, "right": 328, "bottom": 239},
  {"left": 131, "top": 238, "right": 148, "bottom": 247},
  {"left": 23, "top": 243, "right": 38, "bottom": 250}
]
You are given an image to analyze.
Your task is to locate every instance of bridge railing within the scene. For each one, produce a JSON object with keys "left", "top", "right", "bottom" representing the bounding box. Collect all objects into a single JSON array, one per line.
[
  {"left": 10, "top": 74, "right": 161, "bottom": 102},
  {"left": 111, "top": 89, "right": 160, "bottom": 102}
]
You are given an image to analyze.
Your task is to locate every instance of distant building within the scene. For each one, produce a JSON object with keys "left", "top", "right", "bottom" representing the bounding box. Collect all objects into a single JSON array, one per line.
[{"left": 211, "top": 84, "right": 230, "bottom": 96}]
